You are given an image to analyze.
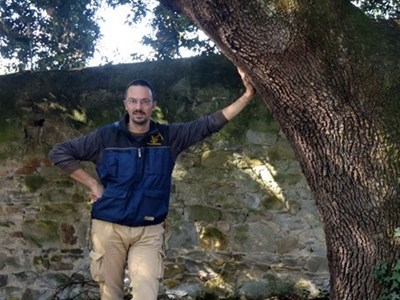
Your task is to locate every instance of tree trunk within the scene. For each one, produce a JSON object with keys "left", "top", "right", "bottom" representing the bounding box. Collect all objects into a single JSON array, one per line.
[{"left": 163, "top": 0, "right": 400, "bottom": 299}]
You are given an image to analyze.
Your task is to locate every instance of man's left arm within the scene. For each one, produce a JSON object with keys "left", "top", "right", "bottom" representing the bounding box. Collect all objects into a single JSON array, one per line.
[
  {"left": 168, "top": 67, "right": 256, "bottom": 159},
  {"left": 221, "top": 67, "right": 256, "bottom": 121}
]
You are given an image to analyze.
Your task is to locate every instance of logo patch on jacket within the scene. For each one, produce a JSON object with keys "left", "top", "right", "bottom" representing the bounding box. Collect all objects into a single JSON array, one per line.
[{"left": 147, "top": 133, "right": 164, "bottom": 146}]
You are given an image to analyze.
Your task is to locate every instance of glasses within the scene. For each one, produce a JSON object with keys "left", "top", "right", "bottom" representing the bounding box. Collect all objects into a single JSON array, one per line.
[{"left": 124, "top": 98, "right": 153, "bottom": 106}]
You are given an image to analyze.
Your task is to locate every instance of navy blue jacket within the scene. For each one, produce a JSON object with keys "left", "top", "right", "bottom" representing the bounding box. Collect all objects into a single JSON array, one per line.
[{"left": 49, "top": 112, "right": 228, "bottom": 227}]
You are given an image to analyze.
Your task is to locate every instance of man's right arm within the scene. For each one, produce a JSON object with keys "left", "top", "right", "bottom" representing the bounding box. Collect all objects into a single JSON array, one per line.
[
  {"left": 49, "top": 130, "right": 104, "bottom": 201},
  {"left": 70, "top": 168, "right": 104, "bottom": 201}
]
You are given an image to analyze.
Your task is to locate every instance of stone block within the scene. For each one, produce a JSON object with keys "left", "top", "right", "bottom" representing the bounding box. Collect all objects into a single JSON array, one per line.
[
  {"left": 185, "top": 205, "right": 222, "bottom": 222},
  {"left": 305, "top": 256, "right": 329, "bottom": 273},
  {"left": 22, "top": 220, "right": 60, "bottom": 248}
]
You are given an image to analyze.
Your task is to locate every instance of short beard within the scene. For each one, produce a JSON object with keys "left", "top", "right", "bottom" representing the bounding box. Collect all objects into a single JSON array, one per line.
[
  {"left": 130, "top": 110, "right": 148, "bottom": 125},
  {"left": 132, "top": 118, "right": 148, "bottom": 125}
]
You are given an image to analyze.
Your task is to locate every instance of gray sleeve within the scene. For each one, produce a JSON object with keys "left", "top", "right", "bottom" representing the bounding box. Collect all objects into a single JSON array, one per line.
[
  {"left": 48, "top": 130, "right": 101, "bottom": 174},
  {"left": 169, "top": 110, "right": 228, "bottom": 159}
]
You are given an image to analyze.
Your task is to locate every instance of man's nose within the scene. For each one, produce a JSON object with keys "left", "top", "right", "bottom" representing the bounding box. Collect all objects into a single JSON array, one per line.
[{"left": 134, "top": 101, "right": 144, "bottom": 108}]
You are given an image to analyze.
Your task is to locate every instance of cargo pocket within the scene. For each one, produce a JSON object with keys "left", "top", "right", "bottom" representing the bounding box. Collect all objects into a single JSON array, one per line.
[
  {"left": 89, "top": 250, "right": 105, "bottom": 282},
  {"left": 157, "top": 250, "right": 165, "bottom": 281}
]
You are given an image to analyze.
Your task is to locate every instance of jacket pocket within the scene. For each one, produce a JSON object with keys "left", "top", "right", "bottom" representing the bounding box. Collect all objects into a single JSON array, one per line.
[
  {"left": 89, "top": 250, "right": 105, "bottom": 282},
  {"left": 102, "top": 187, "right": 128, "bottom": 198},
  {"left": 137, "top": 190, "right": 169, "bottom": 223},
  {"left": 92, "top": 188, "right": 129, "bottom": 222},
  {"left": 143, "top": 189, "right": 169, "bottom": 212}
]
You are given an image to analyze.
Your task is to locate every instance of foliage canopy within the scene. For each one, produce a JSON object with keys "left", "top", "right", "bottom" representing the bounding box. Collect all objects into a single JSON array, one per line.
[
  {"left": 0, "top": 0, "right": 398, "bottom": 73},
  {"left": 0, "top": 0, "right": 101, "bottom": 71}
]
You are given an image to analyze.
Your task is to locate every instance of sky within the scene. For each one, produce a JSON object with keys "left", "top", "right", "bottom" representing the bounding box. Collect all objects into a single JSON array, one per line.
[
  {"left": 0, "top": 2, "right": 204, "bottom": 74},
  {"left": 87, "top": 2, "right": 155, "bottom": 67},
  {"left": 88, "top": 2, "right": 208, "bottom": 67}
]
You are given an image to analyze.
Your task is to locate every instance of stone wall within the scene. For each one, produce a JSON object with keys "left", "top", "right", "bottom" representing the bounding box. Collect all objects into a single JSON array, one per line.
[{"left": 0, "top": 55, "right": 329, "bottom": 299}]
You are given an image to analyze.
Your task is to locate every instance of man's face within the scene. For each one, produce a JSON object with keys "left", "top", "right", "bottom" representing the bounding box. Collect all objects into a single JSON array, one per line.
[{"left": 124, "top": 85, "right": 156, "bottom": 126}]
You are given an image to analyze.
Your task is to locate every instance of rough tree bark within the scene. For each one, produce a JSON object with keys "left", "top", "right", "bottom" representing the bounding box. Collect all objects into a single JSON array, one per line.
[{"left": 162, "top": 0, "right": 400, "bottom": 299}]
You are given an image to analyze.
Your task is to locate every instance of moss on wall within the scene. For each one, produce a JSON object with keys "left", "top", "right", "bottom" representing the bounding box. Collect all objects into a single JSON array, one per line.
[
  {"left": 24, "top": 174, "right": 46, "bottom": 192},
  {"left": 22, "top": 220, "right": 60, "bottom": 247}
]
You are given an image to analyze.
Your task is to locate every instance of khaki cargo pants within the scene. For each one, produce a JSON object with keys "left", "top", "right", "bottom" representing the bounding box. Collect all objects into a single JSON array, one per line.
[{"left": 90, "top": 219, "right": 164, "bottom": 300}]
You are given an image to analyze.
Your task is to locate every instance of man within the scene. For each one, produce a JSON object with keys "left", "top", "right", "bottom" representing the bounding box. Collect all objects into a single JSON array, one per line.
[{"left": 49, "top": 67, "right": 255, "bottom": 300}]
